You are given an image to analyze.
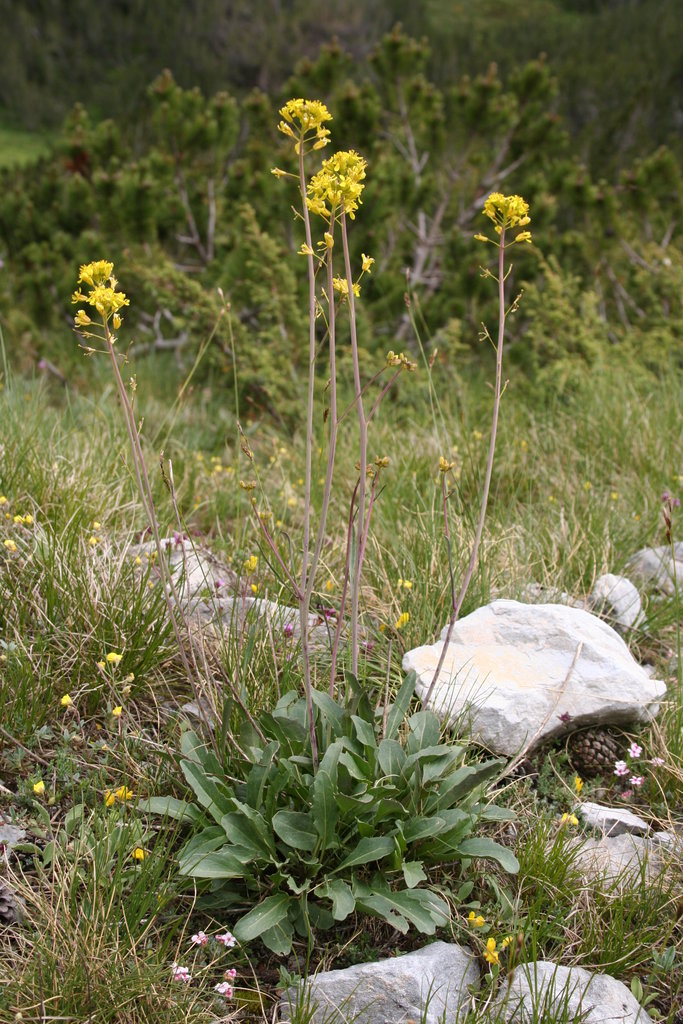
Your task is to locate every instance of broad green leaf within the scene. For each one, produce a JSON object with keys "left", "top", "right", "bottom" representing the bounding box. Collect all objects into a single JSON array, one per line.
[
  {"left": 351, "top": 714, "right": 377, "bottom": 749},
  {"left": 403, "top": 888, "right": 451, "bottom": 927},
  {"left": 319, "top": 739, "right": 344, "bottom": 779},
  {"left": 180, "top": 730, "right": 224, "bottom": 775},
  {"left": 406, "top": 710, "right": 441, "bottom": 752},
  {"left": 477, "top": 804, "right": 516, "bottom": 822},
  {"left": 384, "top": 671, "right": 416, "bottom": 740},
  {"left": 457, "top": 837, "right": 520, "bottom": 873},
  {"left": 308, "top": 901, "right": 335, "bottom": 930},
  {"left": 373, "top": 798, "right": 406, "bottom": 822},
  {"left": 316, "top": 879, "right": 356, "bottom": 921},
  {"left": 180, "top": 846, "right": 248, "bottom": 878},
  {"left": 311, "top": 690, "right": 349, "bottom": 736},
  {"left": 137, "top": 797, "right": 202, "bottom": 824},
  {"left": 402, "top": 860, "right": 427, "bottom": 888},
  {"left": 234, "top": 893, "right": 293, "bottom": 942},
  {"left": 403, "top": 815, "right": 448, "bottom": 842},
  {"left": 333, "top": 835, "right": 395, "bottom": 872},
  {"left": 272, "top": 810, "right": 318, "bottom": 852},
  {"left": 259, "top": 712, "right": 307, "bottom": 751},
  {"left": 221, "top": 811, "right": 274, "bottom": 859},
  {"left": 335, "top": 791, "right": 374, "bottom": 814},
  {"left": 178, "top": 827, "right": 241, "bottom": 874},
  {"left": 260, "top": 916, "right": 294, "bottom": 955},
  {"left": 312, "top": 770, "right": 338, "bottom": 850},
  {"left": 338, "top": 750, "right": 371, "bottom": 781},
  {"left": 378, "top": 739, "right": 407, "bottom": 777},
  {"left": 355, "top": 893, "right": 410, "bottom": 933},
  {"left": 180, "top": 760, "right": 232, "bottom": 825}
]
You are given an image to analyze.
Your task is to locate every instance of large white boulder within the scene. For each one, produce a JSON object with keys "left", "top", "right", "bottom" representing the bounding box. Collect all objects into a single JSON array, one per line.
[{"left": 402, "top": 600, "right": 666, "bottom": 756}]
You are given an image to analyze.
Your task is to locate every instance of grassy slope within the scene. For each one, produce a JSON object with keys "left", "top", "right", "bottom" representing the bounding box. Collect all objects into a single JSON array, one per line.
[{"left": 0, "top": 352, "right": 681, "bottom": 1020}]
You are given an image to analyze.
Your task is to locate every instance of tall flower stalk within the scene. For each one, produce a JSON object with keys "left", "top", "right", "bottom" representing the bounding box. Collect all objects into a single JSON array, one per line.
[
  {"left": 424, "top": 194, "right": 532, "bottom": 706},
  {"left": 72, "top": 264, "right": 211, "bottom": 736}
]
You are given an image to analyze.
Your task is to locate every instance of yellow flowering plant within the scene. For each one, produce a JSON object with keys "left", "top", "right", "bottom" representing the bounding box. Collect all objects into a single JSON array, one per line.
[
  {"left": 72, "top": 261, "right": 218, "bottom": 747},
  {"left": 267, "top": 97, "right": 416, "bottom": 764},
  {"left": 424, "top": 191, "right": 532, "bottom": 706}
]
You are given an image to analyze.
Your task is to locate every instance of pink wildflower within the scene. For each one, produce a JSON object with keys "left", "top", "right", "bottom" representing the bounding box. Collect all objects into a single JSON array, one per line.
[
  {"left": 651, "top": 757, "right": 665, "bottom": 767},
  {"left": 172, "top": 963, "right": 192, "bottom": 983},
  {"left": 215, "top": 931, "right": 236, "bottom": 947},
  {"left": 614, "top": 760, "right": 629, "bottom": 777},
  {"left": 629, "top": 742, "right": 642, "bottom": 759},
  {"left": 190, "top": 930, "right": 209, "bottom": 946},
  {"left": 224, "top": 968, "right": 237, "bottom": 980},
  {"left": 630, "top": 775, "right": 644, "bottom": 788},
  {"left": 214, "top": 982, "right": 233, "bottom": 997}
]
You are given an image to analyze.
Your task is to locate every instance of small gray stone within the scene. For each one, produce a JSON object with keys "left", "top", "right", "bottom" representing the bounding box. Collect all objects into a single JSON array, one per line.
[
  {"left": 579, "top": 802, "right": 649, "bottom": 837},
  {"left": 626, "top": 543, "right": 683, "bottom": 597},
  {"left": 570, "top": 833, "right": 663, "bottom": 886},
  {"left": 279, "top": 942, "right": 479, "bottom": 1024},
  {"left": 588, "top": 574, "right": 643, "bottom": 631},
  {"left": 0, "top": 824, "right": 26, "bottom": 853},
  {"left": 494, "top": 960, "right": 653, "bottom": 1023},
  {"left": 650, "top": 829, "right": 683, "bottom": 853}
]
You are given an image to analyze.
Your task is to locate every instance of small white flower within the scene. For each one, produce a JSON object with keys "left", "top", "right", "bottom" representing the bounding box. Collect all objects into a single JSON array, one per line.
[
  {"left": 190, "top": 930, "right": 209, "bottom": 946},
  {"left": 628, "top": 742, "right": 642, "bottom": 759},
  {"left": 215, "top": 931, "right": 236, "bottom": 947},
  {"left": 614, "top": 760, "right": 629, "bottom": 777},
  {"left": 214, "top": 982, "right": 233, "bottom": 997},
  {"left": 630, "top": 775, "right": 644, "bottom": 788}
]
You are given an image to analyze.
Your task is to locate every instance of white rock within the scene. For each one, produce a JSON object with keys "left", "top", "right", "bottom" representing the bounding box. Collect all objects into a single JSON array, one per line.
[
  {"left": 493, "top": 961, "right": 653, "bottom": 1024},
  {"left": 570, "top": 833, "right": 664, "bottom": 886},
  {"left": 626, "top": 542, "right": 683, "bottom": 597},
  {"left": 402, "top": 600, "right": 666, "bottom": 756},
  {"left": 588, "top": 574, "right": 643, "bottom": 631},
  {"left": 131, "top": 536, "right": 237, "bottom": 609},
  {"left": 280, "top": 942, "right": 479, "bottom": 1024},
  {"left": 518, "top": 582, "right": 586, "bottom": 609},
  {"left": 131, "top": 538, "right": 330, "bottom": 647},
  {"left": 579, "top": 801, "right": 649, "bottom": 836},
  {"left": 650, "top": 829, "right": 683, "bottom": 853}
]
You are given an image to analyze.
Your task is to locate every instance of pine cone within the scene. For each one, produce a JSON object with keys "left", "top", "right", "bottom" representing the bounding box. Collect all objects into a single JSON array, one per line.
[
  {"left": 0, "top": 879, "right": 22, "bottom": 928},
  {"left": 567, "top": 728, "right": 621, "bottom": 778}
]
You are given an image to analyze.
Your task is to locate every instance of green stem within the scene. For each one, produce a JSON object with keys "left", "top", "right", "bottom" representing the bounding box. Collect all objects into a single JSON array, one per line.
[
  {"left": 298, "top": 142, "right": 319, "bottom": 769},
  {"left": 341, "top": 210, "right": 367, "bottom": 677},
  {"left": 424, "top": 229, "right": 507, "bottom": 706}
]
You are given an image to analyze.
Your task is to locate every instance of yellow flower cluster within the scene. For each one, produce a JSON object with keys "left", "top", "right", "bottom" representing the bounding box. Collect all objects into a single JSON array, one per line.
[
  {"left": 395, "top": 611, "right": 410, "bottom": 630},
  {"left": 307, "top": 150, "right": 368, "bottom": 220},
  {"left": 332, "top": 276, "right": 361, "bottom": 299},
  {"left": 484, "top": 934, "right": 514, "bottom": 965},
  {"left": 73, "top": 261, "right": 129, "bottom": 326},
  {"left": 278, "top": 98, "right": 332, "bottom": 153},
  {"left": 105, "top": 785, "right": 134, "bottom": 807},
  {"left": 475, "top": 192, "right": 532, "bottom": 245}
]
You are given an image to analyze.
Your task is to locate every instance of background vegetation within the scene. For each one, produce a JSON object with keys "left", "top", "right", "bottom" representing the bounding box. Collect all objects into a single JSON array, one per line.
[{"left": 0, "top": 3, "right": 681, "bottom": 1021}]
